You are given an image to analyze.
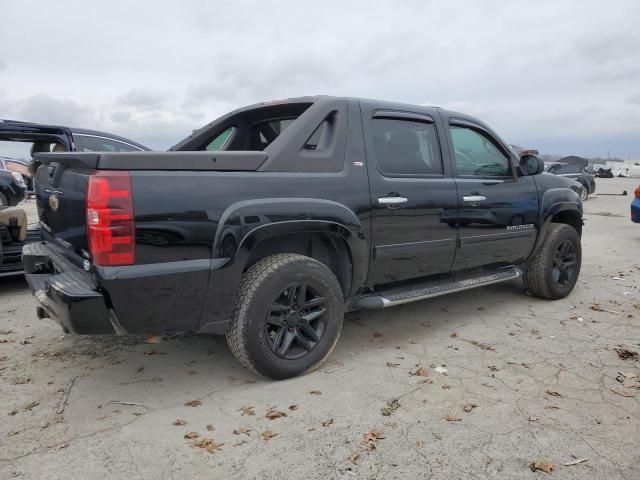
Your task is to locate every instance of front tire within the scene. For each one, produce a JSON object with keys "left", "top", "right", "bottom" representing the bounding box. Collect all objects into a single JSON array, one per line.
[
  {"left": 226, "top": 254, "right": 344, "bottom": 379},
  {"left": 525, "top": 224, "right": 581, "bottom": 299},
  {"left": 580, "top": 187, "right": 589, "bottom": 201}
]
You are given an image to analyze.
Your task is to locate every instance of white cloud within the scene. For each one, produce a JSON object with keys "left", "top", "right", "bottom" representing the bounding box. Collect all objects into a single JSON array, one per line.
[{"left": 0, "top": 0, "right": 639, "bottom": 156}]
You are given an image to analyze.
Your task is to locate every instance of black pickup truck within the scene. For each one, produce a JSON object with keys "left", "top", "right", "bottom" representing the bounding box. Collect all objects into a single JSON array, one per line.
[{"left": 23, "top": 96, "right": 583, "bottom": 379}]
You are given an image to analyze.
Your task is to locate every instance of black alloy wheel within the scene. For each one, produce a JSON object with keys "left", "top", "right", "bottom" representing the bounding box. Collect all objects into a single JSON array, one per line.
[
  {"left": 552, "top": 239, "right": 577, "bottom": 287},
  {"left": 265, "top": 283, "right": 327, "bottom": 360}
]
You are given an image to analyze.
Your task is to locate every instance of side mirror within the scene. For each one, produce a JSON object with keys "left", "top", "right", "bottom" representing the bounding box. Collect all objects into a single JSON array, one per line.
[{"left": 518, "top": 154, "right": 544, "bottom": 176}]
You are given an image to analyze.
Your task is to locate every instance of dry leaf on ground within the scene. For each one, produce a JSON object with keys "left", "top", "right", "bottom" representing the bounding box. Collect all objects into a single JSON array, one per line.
[
  {"left": 265, "top": 407, "right": 287, "bottom": 419},
  {"left": 233, "top": 427, "right": 251, "bottom": 436},
  {"left": 288, "top": 404, "right": 298, "bottom": 410},
  {"left": 349, "top": 451, "right": 359, "bottom": 464},
  {"left": 362, "top": 430, "right": 384, "bottom": 449},
  {"left": 410, "top": 367, "right": 429, "bottom": 377},
  {"left": 261, "top": 430, "right": 278, "bottom": 441},
  {"left": 545, "top": 390, "right": 562, "bottom": 397},
  {"left": 310, "top": 390, "right": 322, "bottom": 395},
  {"left": 173, "top": 419, "right": 186, "bottom": 426},
  {"left": 386, "top": 362, "right": 400, "bottom": 368},
  {"left": 446, "top": 415, "right": 462, "bottom": 422},
  {"left": 184, "top": 400, "right": 202, "bottom": 407},
  {"left": 233, "top": 440, "right": 248, "bottom": 447},
  {"left": 529, "top": 461, "right": 554, "bottom": 473},
  {"left": 238, "top": 405, "right": 255, "bottom": 416},
  {"left": 192, "top": 438, "right": 224, "bottom": 453},
  {"left": 206, "top": 424, "right": 215, "bottom": 431},
  {"left": 463, "top": 403, "right": 477, "bottom": 412},
  {"left": 322, "top": 418, "right": 334, "bottom": 427},
  {"left": 184, "top": 432, "right": 199, "bottom": 439}
]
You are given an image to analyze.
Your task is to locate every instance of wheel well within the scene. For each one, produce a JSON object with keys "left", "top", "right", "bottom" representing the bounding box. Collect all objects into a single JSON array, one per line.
[
  {"left": 244, "top": 233, "right": 353, "bottom": 296},
  {"left": 551, "top": 210, "right": 583, "bottom": 237}
]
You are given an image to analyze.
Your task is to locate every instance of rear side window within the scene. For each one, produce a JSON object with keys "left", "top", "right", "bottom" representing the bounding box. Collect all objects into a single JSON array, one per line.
[
  {"left": 450, "top": 126, "right": 510, "bottom": 176},
  {"left": 371, "top": 118, "right": 443, "bottom": 175},
  {"left": 75, "top": 135, "right": 143, "bottom": 152},
  {"left": 206, "top": 127, "right": 235, "bottom": 151}
]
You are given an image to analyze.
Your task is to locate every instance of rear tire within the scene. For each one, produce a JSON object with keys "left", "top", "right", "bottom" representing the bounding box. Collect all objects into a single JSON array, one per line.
[
  {"left": 525, "top": 224, "right": 581, "bottom": 299},
  {"left": 226, "top": 253, "right": 344, "bottom": 379}
]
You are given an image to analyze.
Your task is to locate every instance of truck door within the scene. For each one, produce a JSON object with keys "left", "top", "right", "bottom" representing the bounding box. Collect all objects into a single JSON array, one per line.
[
  {"left": 363, "top": 107, "right": 458, "bottom": 286},
  {"left": 444, "top": 117, "right": 539, "bottom": 271}
]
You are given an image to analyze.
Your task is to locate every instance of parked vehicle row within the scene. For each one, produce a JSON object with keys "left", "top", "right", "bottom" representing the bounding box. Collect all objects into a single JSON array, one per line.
[
  {"left": 23, "top": 96, "right": 584, "bottom": 379},
  {"left": 544, "top": 161, "right": 596, "bottom": 201}
]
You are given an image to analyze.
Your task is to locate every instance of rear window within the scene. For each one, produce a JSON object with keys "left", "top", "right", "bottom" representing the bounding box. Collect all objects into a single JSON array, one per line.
[
  {"left": 250, "top": 118, "right": 296, "bottom": 150},
  {"left": 186, "top": 102, "right": 313, "bottom": 152}
]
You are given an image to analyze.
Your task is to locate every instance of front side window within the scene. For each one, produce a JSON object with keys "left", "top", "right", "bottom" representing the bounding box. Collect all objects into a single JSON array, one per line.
[
  {"left": 76, "top": 135, "right": 143, "bottom": 152},
  {"left": 450, "top": 125, "right": 510, "bottom": 176},
  {"left": 371, "top": 118, "right": 443, "bottom": 175}
]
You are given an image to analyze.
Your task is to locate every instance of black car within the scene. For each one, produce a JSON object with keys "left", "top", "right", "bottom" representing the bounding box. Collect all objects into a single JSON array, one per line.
[
  {"left": 544, "top": 162, "right": 596, "bottom": 200},
  {"left": 24, "top": 96, "right": 583, "bottom": 379}
]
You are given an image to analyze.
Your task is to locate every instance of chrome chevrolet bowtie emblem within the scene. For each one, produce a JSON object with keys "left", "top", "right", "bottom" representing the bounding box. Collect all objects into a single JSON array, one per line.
[{"left": 49, "top": 194, "right": 60, "bottom": 211}]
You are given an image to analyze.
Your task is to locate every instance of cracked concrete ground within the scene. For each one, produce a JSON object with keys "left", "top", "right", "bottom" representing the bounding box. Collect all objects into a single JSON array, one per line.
[{"left": 1, "top": 178, "right": 639, "bottom": 480}]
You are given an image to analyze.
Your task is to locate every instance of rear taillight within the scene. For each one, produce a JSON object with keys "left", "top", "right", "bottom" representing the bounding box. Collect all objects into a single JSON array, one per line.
[
  {"left": 86, "top": 171, "right": 135, "bottom": 266},
  {"left": 635, "top": 186, "right": 640, "bottom": 199}
]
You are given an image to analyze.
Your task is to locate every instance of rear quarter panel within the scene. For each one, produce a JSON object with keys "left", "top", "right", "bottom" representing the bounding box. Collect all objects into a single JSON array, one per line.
[{"left": 105, "top": 167, "right": 371, "bottom": 334}]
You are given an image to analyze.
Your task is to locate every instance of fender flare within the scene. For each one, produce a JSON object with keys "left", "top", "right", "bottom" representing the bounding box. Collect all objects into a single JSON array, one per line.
[
  {"left": 529, "top": 189, "right": 583, "bottom": 258},
  {"left": 212, "top": 198, "right": 368, "bottom": 294}
]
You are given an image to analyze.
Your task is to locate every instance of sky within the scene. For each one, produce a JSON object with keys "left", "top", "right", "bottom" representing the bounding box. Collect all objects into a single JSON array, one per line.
[{"left": 1, "top": 0, "right": 639, "bottom": 159}]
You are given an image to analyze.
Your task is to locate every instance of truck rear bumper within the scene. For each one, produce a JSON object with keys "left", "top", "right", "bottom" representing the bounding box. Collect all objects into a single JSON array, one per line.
[{"left": 22, "top": 242, "right": 115, "bottom": 334}]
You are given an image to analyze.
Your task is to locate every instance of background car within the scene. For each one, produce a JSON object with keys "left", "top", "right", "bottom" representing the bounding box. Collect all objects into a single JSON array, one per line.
[
  {"left": 0, "top": 156, "right": 32, "bottom": 192},
  {"left": 591, "top": 164, "right": 614, "bottom": 178},
  {"left": 0, "top": 119, "right": 150, "bottom": 177},
  {"left": 544, "top": 161, "right": 596, "bottom": 200},
  {"left": 632, "top": 185, "right": 640, "bottom": 223},
  {"left": 0, "top": 168, "right": 26, "bottom": 207}
]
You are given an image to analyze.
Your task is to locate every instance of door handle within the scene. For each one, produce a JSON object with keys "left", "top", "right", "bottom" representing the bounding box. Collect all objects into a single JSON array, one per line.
[
  {"left": 378, "top": 196, "right": 408, "bottom": 206},
  {"left": 463, "top": 195, "right": 486, "bottom": 203}
]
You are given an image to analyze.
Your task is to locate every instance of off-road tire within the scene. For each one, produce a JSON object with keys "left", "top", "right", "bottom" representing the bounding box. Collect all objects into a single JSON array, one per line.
[
  {"left": 525, "top": 223, "right": 581, "bottom": 299},
  {"left": 226, "top": 253, "right": 344, "bottom": 379}
]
